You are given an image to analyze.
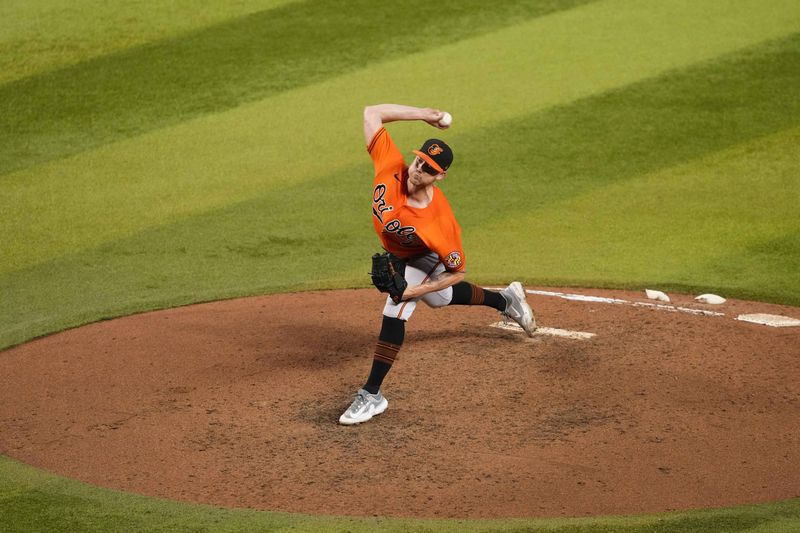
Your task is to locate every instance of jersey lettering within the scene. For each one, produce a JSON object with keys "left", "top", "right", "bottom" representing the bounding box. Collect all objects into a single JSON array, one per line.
[
  {"left": 383, "top": 218, "right": 418, "bottom": 246},
  {"left": 372, "top": 183, "right": 394, "bottom": 223}
]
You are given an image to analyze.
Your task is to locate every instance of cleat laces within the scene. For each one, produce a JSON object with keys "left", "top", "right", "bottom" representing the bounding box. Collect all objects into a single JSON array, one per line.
[{"left": 350, "top": 392, "right": 368, "bottom": 414}]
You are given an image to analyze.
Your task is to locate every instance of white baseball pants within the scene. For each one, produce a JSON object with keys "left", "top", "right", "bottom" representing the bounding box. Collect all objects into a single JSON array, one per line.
[{"left": 382, "top": 253, "right": 453, "bottom": 321}]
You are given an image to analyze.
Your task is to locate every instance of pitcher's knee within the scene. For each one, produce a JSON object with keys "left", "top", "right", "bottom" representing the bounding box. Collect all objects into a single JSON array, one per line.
[{"left": 422, "top": 288, "right": 453, "bottom": 308}]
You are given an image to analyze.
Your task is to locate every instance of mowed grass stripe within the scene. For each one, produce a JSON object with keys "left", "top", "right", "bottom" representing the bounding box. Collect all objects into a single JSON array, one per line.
[
  {"left": 449, "top": 31, "right": 800, "bottom": 224},
  {"left": 3, "top": 33, "right": 800, "bottom": 348},
  {"left": 452, "top": 33, "right": 800, "bottom": 301},
  {"left": 0, "top": 167, "right": 376, "bottom": 349},
  {"left": 469, "top": 127, "right": 800, "bottom": 304},
  {"left": 0, "top": 0, "right": 594, "bottom": 176},
  {"left": 0, "top": 0, "right": 298, "bottom": 84},
  {"left": 4, "top": 0, "right": 798, "bottom": 276}
]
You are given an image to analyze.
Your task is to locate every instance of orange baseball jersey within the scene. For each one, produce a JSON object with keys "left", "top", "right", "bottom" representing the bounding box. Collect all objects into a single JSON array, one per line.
[{"left": 367, "top": 127, "right": 466, "bottom": 272}]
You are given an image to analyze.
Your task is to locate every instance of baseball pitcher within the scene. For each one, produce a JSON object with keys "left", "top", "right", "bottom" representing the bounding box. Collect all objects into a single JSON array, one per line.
[{"left": 339, "top": 104, "right": 536, "bottom": 425}]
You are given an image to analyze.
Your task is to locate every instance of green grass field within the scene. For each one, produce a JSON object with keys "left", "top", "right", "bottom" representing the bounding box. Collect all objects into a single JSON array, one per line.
[{"left": 2, "top": 0, "right": 799, "bottom": 530}]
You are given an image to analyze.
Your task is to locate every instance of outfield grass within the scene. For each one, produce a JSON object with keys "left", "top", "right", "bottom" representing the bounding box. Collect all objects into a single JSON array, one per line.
[
  {"left": 0, "top": 0, "right": 297, "bottom": 84},
  {"left": 0, "top": 0, "right": 593, "bottom": 175},
  {"left": 2, "top": 0, "right": 800, "bottom": 530}
]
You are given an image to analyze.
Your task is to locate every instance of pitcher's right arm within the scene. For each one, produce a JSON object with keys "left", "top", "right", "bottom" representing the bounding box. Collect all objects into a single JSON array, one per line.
[{"left": 363, "top": 104, "right": 446, "bottom": 146}]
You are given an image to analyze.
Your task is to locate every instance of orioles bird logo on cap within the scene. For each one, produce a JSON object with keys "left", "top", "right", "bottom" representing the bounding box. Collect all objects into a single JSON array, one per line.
[{"left": 428, "top": 144, "right": 444, "bottom": 156}]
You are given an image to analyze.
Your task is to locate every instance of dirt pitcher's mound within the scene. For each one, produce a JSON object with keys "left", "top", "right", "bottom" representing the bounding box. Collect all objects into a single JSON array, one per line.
[{"left": 1, "top": 288, "right": 799, "bottom": 519}]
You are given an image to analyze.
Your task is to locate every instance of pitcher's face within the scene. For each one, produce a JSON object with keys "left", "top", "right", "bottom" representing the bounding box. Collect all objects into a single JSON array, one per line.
[{"left": 408, "top": 156, "right": 442, "bottom": 188}]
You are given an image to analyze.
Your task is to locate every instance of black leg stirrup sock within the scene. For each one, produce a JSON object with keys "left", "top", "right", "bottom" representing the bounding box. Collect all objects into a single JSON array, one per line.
[
  {"left": 364, "top": 315, "right": 405, "bottom": 394},
  {"left": 449, "top": 281, "right": 506, "bottom": 311}
]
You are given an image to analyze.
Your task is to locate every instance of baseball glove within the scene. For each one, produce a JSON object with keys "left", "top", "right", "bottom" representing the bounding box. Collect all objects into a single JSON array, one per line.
[{"left": 370, "top": 252, "right": 407, "bottom": 303}]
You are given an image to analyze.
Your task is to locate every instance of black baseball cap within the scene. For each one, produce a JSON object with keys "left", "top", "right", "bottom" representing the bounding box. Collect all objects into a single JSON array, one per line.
[{"left": 412, "top": 138, "right": 453, "bottom": 173}]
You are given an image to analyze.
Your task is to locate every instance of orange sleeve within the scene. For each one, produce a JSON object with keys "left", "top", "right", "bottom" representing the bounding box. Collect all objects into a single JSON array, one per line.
[
  {"left": 367, "top": 127, "right": 404, "bottom": 177},
  {"left": 435, "top": 223, "right": 466, "bottom": 272},
  {"left": 419, "top": 215, "right": 466, "bottom": 272}
]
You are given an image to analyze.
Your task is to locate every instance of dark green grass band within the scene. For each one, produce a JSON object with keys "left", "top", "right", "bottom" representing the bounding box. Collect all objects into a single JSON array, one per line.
[{"left": 0, "top": 0, "right": 593, "bottom": 177}]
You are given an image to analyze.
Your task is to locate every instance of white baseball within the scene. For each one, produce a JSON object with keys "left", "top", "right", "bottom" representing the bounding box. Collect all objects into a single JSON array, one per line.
[{"left": 438, "top": 112, "right": 452, "bottom": 128}]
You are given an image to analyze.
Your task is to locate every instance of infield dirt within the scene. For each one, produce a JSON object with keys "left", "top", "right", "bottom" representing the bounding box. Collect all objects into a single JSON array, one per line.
[{"left": 1, "top": 288, "right": 799, "bottom": 518}]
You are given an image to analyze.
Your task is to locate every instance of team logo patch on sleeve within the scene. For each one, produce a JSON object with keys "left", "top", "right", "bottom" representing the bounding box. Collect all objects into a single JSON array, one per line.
[{"left": 444, "top": 251, "right": 462, "bottom": 269}]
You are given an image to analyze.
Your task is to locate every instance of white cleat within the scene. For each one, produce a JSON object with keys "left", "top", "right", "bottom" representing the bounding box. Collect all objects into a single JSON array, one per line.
[
  {"left": 339, "top": 389, "right": 388, "bottom": 425},
  {"left": 500, "top": 281, "right": 537, "bottom": 337}
]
